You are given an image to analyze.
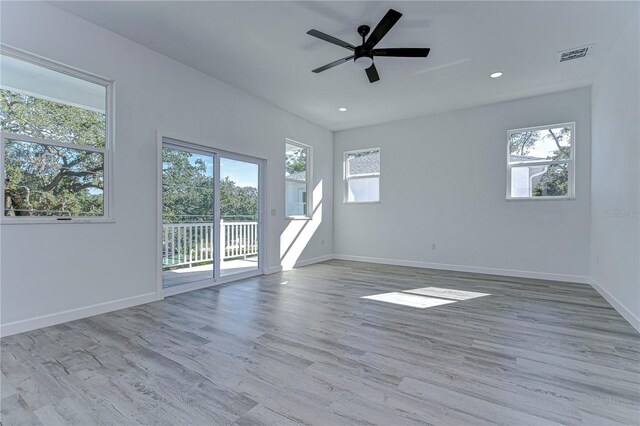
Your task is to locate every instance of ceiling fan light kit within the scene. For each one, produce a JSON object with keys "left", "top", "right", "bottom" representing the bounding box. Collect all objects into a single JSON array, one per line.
[
  {"left": 354, "top": 56, "right": 373, "bottom": 69},
  {"left": 307, "top": 9, "right": 430, "bottom": 83}
]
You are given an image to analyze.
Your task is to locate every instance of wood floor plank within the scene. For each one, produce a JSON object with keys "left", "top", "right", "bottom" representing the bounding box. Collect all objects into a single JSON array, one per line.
[{"left": 2, "top": 260, "right": 639, "bottom": 425}]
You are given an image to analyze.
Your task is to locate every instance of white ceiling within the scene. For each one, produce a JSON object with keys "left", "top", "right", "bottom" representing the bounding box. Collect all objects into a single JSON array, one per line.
[{"left": 53, "top": 1, "right": 637, "bottom": 131}]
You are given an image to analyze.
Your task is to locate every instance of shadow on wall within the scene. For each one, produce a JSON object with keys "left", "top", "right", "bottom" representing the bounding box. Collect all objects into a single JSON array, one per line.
[{"left": 280, "top": 180, "right": 323, "bottom": 270}]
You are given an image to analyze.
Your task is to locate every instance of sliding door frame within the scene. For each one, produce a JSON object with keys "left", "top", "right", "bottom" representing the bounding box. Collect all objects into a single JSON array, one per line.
[{"left": 156, "top": 132, "right": 267, "bottom": 299}]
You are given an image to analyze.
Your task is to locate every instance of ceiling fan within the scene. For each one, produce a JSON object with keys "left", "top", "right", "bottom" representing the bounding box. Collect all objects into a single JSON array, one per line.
[{"left": 307, "top": 9, "right": 430, "bottom": 83}]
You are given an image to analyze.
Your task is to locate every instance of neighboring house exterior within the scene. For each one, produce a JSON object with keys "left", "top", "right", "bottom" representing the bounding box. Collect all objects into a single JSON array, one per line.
[
  {"left": 347, "top": 150, "right": 380, "bottom": 175},
  {"left": 345, "top": 150, "right": 380, "bottom": 202},
  {"left": 285, "top": 170, "right": 307, "bottom": 216},
  {"left": 510, "top": 154, "right": 548, "bottom": 197}
]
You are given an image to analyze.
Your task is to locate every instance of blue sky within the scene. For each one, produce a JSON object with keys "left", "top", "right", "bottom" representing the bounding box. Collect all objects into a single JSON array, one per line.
[
  {"left": 189, "top": 154, "right": 258, "bottom": 188},
  {"left": 221, "top": 157, "right": 258, "bottom": 187}
]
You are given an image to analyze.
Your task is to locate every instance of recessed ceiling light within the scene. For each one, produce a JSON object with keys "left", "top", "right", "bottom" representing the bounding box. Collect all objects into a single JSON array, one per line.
[
  {"left": 338, "top": 107, "right": 348, "bottom": 112},
  {"left": 490, "top": 72, "right": 503, "bottom": 78}
]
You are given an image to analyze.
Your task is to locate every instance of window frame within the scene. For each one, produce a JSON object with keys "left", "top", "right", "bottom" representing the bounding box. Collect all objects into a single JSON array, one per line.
[
  {"left": 505, "top": 122, "right": 575, "bottom": 201},
  {"left": 344, "top": 147, "right": 381, "bottom": 204},
  {"left": 0, "top": 45, "right": 114, "bottom": 224},
  {"left": 284, "top": 139, "right": 312, "bottom": 220}
]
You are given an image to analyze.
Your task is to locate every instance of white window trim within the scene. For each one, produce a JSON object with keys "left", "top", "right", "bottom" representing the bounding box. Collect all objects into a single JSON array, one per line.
[
  {"left": 285, "top": 139, "right": 312, "bottom": 220},
  {"left": 344, "top": 147, "right": 381, "bottom": 204},
  {"left": 506, "top": 122, "right": 575, "bottom": 201},
  {"left": 0, "top": 45, "right": 115, "bottom": 224}
]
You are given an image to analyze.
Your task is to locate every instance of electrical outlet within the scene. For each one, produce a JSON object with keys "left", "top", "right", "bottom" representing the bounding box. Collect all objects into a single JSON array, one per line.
[
  {"left": 271, "top": 208, "right": 276, "bottom": 216},
  {"left": 322, "top": 239, "right": 325, "bottom": 246},
  {"left": 431, "top": 243, "right": 436, "bottom": 250}
]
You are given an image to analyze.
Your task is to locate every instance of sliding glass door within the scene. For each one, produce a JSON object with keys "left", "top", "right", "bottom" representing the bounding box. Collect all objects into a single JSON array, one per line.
[
  {"left": 162, "top": 145, "right": 215, "bottom": 289},
  {"left": 220, "top": 157, "right": 260, "bottom": 276},
  {"left": 161, "top": 139, "right": 263, "bottom": 292}
]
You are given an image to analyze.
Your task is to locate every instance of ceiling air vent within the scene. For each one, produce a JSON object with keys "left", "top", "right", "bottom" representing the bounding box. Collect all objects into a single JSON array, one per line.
[{"left": 558, "top": 45, "right": 593, "bottom": 63}]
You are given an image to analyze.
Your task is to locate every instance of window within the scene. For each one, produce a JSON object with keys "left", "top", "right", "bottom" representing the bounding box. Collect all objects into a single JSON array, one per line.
[
  {"left": 0, "top": 47, "right": 112, "bottom": 222},
  {"left": 507, "top": 123, "right": 574, "bottom": 200},
  {"left": 344, "top": 148, "right": 380, "bottom": 203},
  {"left": 285, "top": 140, "right": 311, "bottom": 218}
]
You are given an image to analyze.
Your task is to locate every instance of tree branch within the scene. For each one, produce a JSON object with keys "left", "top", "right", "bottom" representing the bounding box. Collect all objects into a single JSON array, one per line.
[
  {"left": 519, "top": 132, "right": 533, "bottom": 156},
  {"left": 41, "top": 166, "right": 102, "bottom": 192},
  {"left": 548, "top": 129, "right": 565, "bottom": 153},
  {"left": 70, "top": 182, "right": 102, "bottom": 192}
]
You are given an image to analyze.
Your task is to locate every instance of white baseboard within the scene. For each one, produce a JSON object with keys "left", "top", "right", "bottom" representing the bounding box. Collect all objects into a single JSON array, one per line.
[
  {"left": 333, "top": 254, "right": 591, "bottom": 284},
  {"left": 1, "top": 292, "right": 159, "bottom": 337},
  {"left": 294, "top": 254, "right": 334, "bottom": 268},
  {"left": 265, "top": 254, "right": 333, "bottom": 274},
  {"left": 589, "top": 278, "right": 640, "bottom": 333}
]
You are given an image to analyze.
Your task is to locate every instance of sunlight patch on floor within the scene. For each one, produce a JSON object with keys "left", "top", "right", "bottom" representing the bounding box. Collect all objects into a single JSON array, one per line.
[
  {"left": 362, "top": 292, "right": 457, "bottom": 308},
  {"left": 362, "top": 286, "right": 490, "bottom": 309}
]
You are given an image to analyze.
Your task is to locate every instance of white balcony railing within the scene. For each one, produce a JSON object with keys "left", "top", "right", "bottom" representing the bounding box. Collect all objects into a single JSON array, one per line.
[{"left": 163, "top": 221, "right": 258, "bottom": 268}]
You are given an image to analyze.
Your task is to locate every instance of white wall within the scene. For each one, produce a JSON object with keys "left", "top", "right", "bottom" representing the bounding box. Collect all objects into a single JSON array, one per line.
[
  {"left": 590, "top": 12, "right": 640, "bottom": 330},
  {"left": 334, "top": 88, "right": 592, "bottom": 282},
  {"left": 0, "top": 1, "right": 333, "bottom": 334}
]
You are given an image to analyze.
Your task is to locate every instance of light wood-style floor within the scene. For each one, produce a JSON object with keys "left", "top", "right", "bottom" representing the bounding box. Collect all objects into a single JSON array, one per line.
[{"left": 2, "top": 260, "right": 639, "bottom": 425}]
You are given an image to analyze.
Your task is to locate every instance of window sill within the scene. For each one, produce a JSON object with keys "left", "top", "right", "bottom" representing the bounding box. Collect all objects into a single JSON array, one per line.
[
  {"left": 286, "top": 216, "right": 312, "bottom": 221},
  {"left": 506, "top": 196, "right": 575, "bottom": 201}
]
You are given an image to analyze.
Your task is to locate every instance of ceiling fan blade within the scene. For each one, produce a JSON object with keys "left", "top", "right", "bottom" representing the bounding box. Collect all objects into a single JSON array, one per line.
[
  {"left": 365, "top": 64, "right": 380, "bottom": 83},
  {"left": 364, "top": 9, "right": 402, "bottom": 49},
  {"left": 307, "top": 30, "right": 356, "bottom": 51},
  {"left": 373, "top": 48, "right": 430, "bottom": 58},
  {"left": 312, "top": 55, "right": 354, "bottom": 73}
]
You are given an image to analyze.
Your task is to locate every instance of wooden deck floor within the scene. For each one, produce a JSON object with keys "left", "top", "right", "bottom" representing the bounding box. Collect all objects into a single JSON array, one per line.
[{"left": 1, "top": 260, "right": 639, "bottom": 425}]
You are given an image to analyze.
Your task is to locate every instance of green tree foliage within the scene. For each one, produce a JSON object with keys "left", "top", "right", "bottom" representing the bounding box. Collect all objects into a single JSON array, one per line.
[
  {"left": 509, "top": 131, "right": 537, "bottom": 157},
  {"left": 1, "top": 89, "right": 105, "bottom": 216},
  {"left": 285, "top": 145, "right": 307, "bottom": 177},
  {"left": 162, "top": 148, "right": 258, "bottom": 223},
  {"left": 220, "top": 176, "right": 258, "bottom": 220},
  {"left": 509, "top": 128, "right": 570, "bottom": 160},
  {"left": 509, "top": 126, "right": 571, "bottom": 197},
  {"left": 162, "top": 149, "right": 214, "bottom": 223},
  {"left": 533, "top": 163, "right": 568, "bottom": 196},
  {"left": 532, "top": 128, "right": 570, "bottom": 196}
]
